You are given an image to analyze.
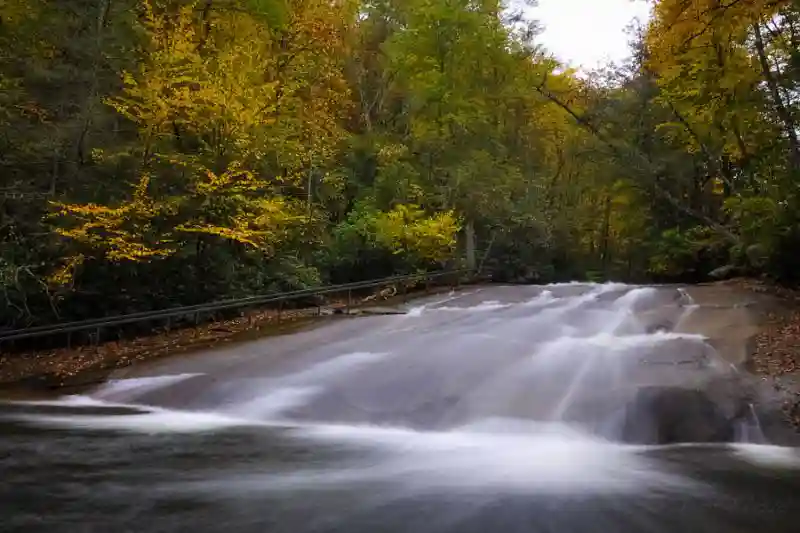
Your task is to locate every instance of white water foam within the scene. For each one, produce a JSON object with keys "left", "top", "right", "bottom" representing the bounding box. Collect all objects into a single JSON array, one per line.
[
  {"left": 8, "top": 404, "right": 262, "bottom": 433},
  {"left": 407, "top": 291, "right": 554, "bottom": 316},
  {"left": 226, "top": 386, "right": 322, "bottom": 420},
  {"left": 433, "top": 301, "right": 511, "bottom": 312},
  {"left": 522, "top": 289, "right": 556, "bottom": 306},
  {"left": 275, "top": 351, "right": 391, "bottom": 385},
  {"left": 544, "top": 281, "right": 629, "bottom": 289},
  {"left": 539, "top": 331, "right": 707, "bottom": 352},
  {"left": 215, "top": 420, "right": 700, "bottom": 496},
  {"left": 732, "top": 444, "right": 800, "bottom": 469},
  {"left": 94, "top": 373, "right": 203, "bottom": 399},
  {"left": 540, "top": 283, "right": 630, "bottom": 317},
  {"left": 5, "top": 395, "right": 132, "bottom": 409},
  {"left": 409, "top": 283, "right": 623, "bottom": 317},
  {"left": 613, "top": 286, "right": 658, "bottom": 307},
  {"left": 221, "top": 351, "right": 392, "bottom": 419},
  {"left": 406, "top": 306, "right": 426, "bottom": 317},
  {"left": 405, "top": 289, "right": 487, "bottom": 316}
]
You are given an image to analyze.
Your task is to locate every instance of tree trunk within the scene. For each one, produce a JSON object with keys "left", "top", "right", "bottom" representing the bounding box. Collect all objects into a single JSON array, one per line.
[
  {"left": 600, "top": 194, "right": 612, "bottom": 276},
  {"left": 465, "top": 220, "right": 476, "bottom": 272},
  {"left": 753, "top": 22, "right": 800, "bottom": 171}
]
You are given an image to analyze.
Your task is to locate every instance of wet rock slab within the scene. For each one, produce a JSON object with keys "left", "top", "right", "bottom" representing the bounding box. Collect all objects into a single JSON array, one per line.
[{"left": 47, "top": 282, "right": 797, "bottom": 447}]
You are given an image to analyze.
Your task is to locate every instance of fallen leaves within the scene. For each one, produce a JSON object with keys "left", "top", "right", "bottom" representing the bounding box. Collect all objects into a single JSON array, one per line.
[{"left": 751, "top": 308, "right": 800, "bottom": 431}]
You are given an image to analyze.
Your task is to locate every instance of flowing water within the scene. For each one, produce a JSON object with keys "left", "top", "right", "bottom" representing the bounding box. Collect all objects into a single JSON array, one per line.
[{"left": 2, "top": 283, "right": 800, "bottom": 532}]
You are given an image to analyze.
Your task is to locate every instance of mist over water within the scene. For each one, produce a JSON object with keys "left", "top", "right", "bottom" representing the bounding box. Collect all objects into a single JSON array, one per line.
[{"left": 2, "top": 283, "right": 800, "bottom": 533}]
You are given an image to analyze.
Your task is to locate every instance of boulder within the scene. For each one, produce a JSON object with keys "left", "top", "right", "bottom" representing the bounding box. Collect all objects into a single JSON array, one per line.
[
  {"left": 619, "top": 386, "right": 739, "bottom": 444},
  {"left": 708, "top": 265, "right": 738, "bottom": 280}
]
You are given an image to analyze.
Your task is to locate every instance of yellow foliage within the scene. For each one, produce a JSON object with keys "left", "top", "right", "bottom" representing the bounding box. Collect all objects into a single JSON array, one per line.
[
  {"left": 645, "top": 0, "right": 786, "bottom": 158},
  {"left": 647, "top": 0, "right": 788, "bottom": 58},
  {"left": 52, "top": 162, "right": 308, "bottom": 262},
  {"left": 52, "top": 174, "right": 177, "bottom": 262},
  {"left": 53, "top": 0, "right": 356, "bottom": 264},
  {"left": 377, "top": 143, "right": 410, "bottom": 165},
  {"left": 190, "top": 163, "right": 263, "bottom": 195},
  {"left": 106, "top": 1, "right": 203, "bottom": 152},
  {"left": 176, "top": 196, "right": 305, "bottom": 252},
  {"left": 108, "top": 0, "right": 352, "bottom": 175},
  {"left": 373, "top": 204, "right": 461, "bottom": 263},
  {"left": 45, "top": 255, "right": 85, "bottom": 289}
]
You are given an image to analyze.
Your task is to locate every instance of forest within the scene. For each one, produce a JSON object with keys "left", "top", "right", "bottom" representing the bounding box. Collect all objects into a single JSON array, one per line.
[{"left": 1, "top": 0, "right": 799, "bottom": 329}]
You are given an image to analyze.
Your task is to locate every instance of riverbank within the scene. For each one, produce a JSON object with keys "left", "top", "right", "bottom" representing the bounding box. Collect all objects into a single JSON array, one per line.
[
  {"left": 0, "top": 306, "right": 317, "bottom": 394},
  {"left": 700, "top": 278, "right": 800, "bottom": 431},
  {"left": 752, "top": 314, "right": 800, "bottom": 430},
  {"left": 746, "top": 300, "right": 800, "bottom": 430}
]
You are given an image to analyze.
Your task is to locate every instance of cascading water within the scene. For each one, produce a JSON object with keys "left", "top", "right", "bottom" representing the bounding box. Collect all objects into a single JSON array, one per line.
[{"left": 1, "top": 283, "right": 799, "bottom": 533}]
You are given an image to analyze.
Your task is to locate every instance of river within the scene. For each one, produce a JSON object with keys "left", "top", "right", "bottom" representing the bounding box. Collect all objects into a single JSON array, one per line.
[{"left": 2, "top": 283, "right": 799, "bottom": 532}]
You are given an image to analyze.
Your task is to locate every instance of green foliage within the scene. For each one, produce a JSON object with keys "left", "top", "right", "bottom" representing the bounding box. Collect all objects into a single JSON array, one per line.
[
  {"left": 319, "top": 199, "right": 459, "bottom": 282},
  {"left": 648, "top": 227, "right": 727, "bottom": 281},
  {"left": 7, "top": 0, "right": 800, "bottom": 331}
]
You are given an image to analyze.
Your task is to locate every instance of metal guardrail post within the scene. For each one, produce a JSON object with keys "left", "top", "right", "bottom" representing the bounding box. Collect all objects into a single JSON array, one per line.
[{"left": 93, "top": 327, "right": 101, "bottom": 346}]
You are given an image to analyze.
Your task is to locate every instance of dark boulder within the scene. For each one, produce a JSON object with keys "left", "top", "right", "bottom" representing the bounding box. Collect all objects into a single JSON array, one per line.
[{"left": 619, "top": 386, "right": 739, "bottom": 444}]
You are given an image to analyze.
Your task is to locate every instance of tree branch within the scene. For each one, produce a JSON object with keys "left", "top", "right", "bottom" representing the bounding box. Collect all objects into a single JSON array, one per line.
[{"left": 534, "top": 79, "right": 741, "bottom": 243}]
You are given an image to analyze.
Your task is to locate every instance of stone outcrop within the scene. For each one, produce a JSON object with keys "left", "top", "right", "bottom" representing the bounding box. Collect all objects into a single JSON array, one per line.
[{"left": 619, "top": 386, "right": 741, "bottom": 444}]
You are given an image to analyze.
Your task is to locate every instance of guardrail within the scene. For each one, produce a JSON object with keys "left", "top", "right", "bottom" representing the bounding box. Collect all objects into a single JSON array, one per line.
[{"left": 0, "top": 268, "right": 476, "bottom": 349}]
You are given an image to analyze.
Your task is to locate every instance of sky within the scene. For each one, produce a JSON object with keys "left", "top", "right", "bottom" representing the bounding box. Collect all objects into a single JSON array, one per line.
[{"left": 529, "top": 0, "right": 653, "bottom": 70}]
